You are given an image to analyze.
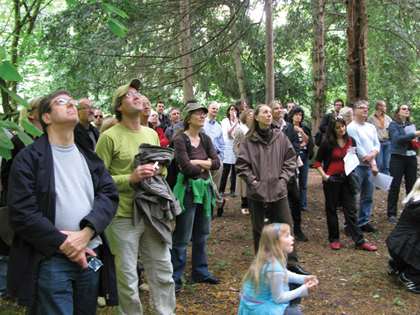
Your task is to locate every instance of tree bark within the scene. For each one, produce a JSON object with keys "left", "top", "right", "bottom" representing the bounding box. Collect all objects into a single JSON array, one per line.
[
  {"left": 346, "top": 0, "right": 368, "bottom": 107},
  {"left": 311, "top": 0, "right": 326, "bottom": 133},
  {"left": 180, "top": 0, "right": 194, "bottom": 104},
  {"left": 265, "top": 0, "right": 275, "bottom": 106}
]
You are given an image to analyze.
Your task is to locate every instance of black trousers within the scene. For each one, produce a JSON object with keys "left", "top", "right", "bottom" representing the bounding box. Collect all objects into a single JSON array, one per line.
[
  {"left": 389, "top": 249, "right": 420, "bottom": 283},
  {"left": 248, "top": 198, "right": 298, "bottom": 267},
  {"left": 219, "top": 163, "right": 236, "bottom": 193},
  {"left": 323, "top": 175, "right": 365, "bottom": 246}
]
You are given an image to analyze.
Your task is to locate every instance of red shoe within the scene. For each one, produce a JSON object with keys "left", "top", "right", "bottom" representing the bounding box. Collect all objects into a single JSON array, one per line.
[
  {"left": 331, "top": 242, "right": 340, "bottom": 250},
  {"left": 355, "top": 242, "right": 377, "bottom": 251}
]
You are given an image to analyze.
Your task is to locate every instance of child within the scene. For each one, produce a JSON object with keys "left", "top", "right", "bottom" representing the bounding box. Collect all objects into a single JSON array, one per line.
[{"left": 238, "top": 223, "right": 318, "bottom": 314}]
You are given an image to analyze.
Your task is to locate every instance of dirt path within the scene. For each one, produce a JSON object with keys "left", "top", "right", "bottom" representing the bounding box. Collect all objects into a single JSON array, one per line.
[{"left": 1, "top": 168, "right": 418, "bottom": 314}]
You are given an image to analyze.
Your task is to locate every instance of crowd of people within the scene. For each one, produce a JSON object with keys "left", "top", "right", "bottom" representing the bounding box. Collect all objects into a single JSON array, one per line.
[{"left": 0, "top": 82, "right": 419, "bottom": 315}]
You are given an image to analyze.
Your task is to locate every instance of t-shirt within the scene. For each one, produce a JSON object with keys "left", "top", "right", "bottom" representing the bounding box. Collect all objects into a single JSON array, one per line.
[{"left": 95, "top": 124, "right": 165, "bottom": 217}]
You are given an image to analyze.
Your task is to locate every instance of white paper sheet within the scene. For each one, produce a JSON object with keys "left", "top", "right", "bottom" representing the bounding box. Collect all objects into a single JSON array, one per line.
[
  {"left": 343, "top": 147, "right": 359, "bottom": 175},
  {"left": 369, "top": 173, "right": 393, "bottom": 191},
  {"left": 405, "top": 124, "right": 416, "bottom": 134}
]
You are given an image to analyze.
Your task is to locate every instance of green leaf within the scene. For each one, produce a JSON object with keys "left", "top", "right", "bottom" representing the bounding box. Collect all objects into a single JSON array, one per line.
[
  {"left": 0, "top": 85, "right": 31, "bottom": 110},
  {"left": 103, "top": 3, "right": 129, "bottom": 19},
  {"left": 0, "top": 47, "right": 6, "bottom": 60},
  {"left": 219, "top": 261, "right": 226, "bottom": 266},
  {"left": 372, "top": 294, "right": 380, "bottom": 299},
  {"left": 394, "top": 297, "right": 404, "bottom": 306},
  {"left": 21, "top": 120, "right": 43, "bottom": 137},
  {"left": 180, "top": 275, "right": 186, "bottom": 283},
  {"left": 65, "top": 0, "right": 76, "bottom": 4},
  {"left": 0, "top": 132, "right": 13, "bottom": 149},
  {"left": 108, "top": 18, "right": 129, "bottom": 31},
  {"left": 89, "top": 0, "right": 97, "bottom": 2},
  {"left": 0, "top": 146, "right": 12, "bottom": 160},
  {"left": 0, "top": 120, "right": 20, "bottom": 131},
  {"left": 17, "top": 130, "right": 34, "bottom": 146},
  {"left": 0, "top": 61, "right": 22, "bottom": 81},
  {"left": 108, "top": 20, "right": 126, "bottom": 38}
]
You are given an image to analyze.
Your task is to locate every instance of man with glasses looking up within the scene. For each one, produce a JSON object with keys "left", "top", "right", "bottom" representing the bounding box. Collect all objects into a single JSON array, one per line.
[
  {"left": 7, "top": 91, "right": 119, "bottom": 313},
  {"left": 74, "top": 98, "right": 100, "bottom": 150},
  {"left": 367, "top": 100, "right": 392, "bottom": 176},
  {"left": 93, "top": 109, "right": 104, "bottom": 131},
  {"left": 95, "top": 79, "right": 176, "bottom": 315},
  {"left": 347, "top": 100, "right": 381, "bottom": 233}
]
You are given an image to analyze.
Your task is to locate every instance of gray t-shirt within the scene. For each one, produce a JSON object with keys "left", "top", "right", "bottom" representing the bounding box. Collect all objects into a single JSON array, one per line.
[{"left": 51, "top": 143, "right": 102, "bottom": 250}]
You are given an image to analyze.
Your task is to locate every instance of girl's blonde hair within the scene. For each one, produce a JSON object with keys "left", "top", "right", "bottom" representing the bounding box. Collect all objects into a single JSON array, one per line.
[
  {"left": 240, "top": 223, "right": 290, "bottom": 298},
  {"left": 100, "top": 116, "right": 118, "bottom": 133},
  {"left": 403, "top": 178, "right": 420, "bottom": 203},
  {"left": 20, "top": 97, "right": 42, "bottom": 130}
]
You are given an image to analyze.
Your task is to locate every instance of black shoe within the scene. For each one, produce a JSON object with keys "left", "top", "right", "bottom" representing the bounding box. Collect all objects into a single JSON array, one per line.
[
  {"left": 294, "top": 227, "right": 308, "bottom": 242},
  {"left": 231, "top": 191, "right": 236, "bottom": 198},
  {"left": 175, "top": 283, "right": 182, "bottom": 295},
  {"left": 388, "top": 216, "right": 397, "bottom": 223},
  {"left": 344, "top": 227, "right": 352, "bottom": 238},
  {"left": 200, "top": 276, "right": 220, "bottom": 285},
  {"left": 220, "top": 192, "right": 226, "bottom": 197},
  {"left": 217, "top": 199, "right": 226, "bottom": 217},
  {"left": 301, "top": 207, "right": 309, "bottom": 212},
  {"left": 387, "top": 258, "right": 397, "bottom": 276},
  {"left": 288, "top": 265, "right": 310, "bottom": 276},
  {"left": 399, "top": 273, "right": 420, "bottom": 294},
  {"left": 360, "top": 223, "right": 379, "bottom": 233}
]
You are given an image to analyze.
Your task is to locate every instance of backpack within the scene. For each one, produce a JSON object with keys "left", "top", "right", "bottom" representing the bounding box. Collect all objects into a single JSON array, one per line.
[{"left": 166, "top": 132, "right": 209, "bottom": 189}]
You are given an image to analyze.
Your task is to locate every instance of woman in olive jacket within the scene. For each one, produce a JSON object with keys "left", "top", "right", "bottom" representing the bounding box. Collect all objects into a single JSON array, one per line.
[{"left": 236, "top": 105, "right": 306, "bottom": 272}]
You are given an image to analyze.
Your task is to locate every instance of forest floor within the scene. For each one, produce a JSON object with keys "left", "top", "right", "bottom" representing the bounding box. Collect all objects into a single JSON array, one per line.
[{"left": 1, "top": 167, "right": 419, "bottom": 315}]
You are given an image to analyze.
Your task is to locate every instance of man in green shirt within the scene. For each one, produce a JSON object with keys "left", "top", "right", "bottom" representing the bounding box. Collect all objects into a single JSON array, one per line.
[{"left": 95, "top": 79, "right": 175, "bottom": 315}]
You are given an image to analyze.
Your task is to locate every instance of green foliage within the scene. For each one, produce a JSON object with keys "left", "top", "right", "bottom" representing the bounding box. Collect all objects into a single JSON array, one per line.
[
  {"left": 0, "top": 85, "right": 30, "bottom": 109},
  {"left": 0, "top": 61, "right": 22, "bottom": 82}
]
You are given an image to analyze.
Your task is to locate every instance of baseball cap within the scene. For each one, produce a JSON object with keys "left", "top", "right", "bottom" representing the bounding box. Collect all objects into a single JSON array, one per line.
[{"left": 112, "top": 79, "right": 141, "bottom": 111}]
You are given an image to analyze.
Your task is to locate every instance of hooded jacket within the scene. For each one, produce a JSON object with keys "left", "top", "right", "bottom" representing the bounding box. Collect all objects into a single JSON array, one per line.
[{"left": 235, "top": 127, "right": 296, "bottom": 203}]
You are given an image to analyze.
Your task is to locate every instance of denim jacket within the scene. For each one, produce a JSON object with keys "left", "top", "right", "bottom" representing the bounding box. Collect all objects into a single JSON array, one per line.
[{"left": 389, "top": 121, "right": 416, "bottom": 155}]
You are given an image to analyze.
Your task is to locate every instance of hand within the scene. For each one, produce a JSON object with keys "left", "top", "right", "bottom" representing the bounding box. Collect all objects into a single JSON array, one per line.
[
  {"left": 300, "top": 141, "right": 307, "bottom": 147},
  {"left": 72, "top": 247, "right": 96, "bottom": 269},
  {"left": 251, "top": 180, "right": 258, "bottom": 184},
  {"left": 304, "top": 275, "right": 319, "bottom": 291},
  {"left": 323, "top": 175, "right": 329, "bottom": 182},
  {"left": 294, "top": 126, "right": 302, "bottom": 133},
  {"left": 362, "top": 152, "right": 376, "bottom": 164},
  {"left": 414, "top": 130, "right": 420, "bottom": 137},
  {"left": 371, "top": 163, "right": 379, "bottom": 176},
  {"left": 59, "top": 227, "right": 93, "bottom": 260},
  {"left": 129, "top": 163, "right": 156, "bottom": 184}
]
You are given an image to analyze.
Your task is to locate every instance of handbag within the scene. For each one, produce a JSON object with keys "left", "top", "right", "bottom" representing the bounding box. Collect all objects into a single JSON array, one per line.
[
  {"left": 411, "top": 139, "right": 420, "bottom": 150},
  {"left": 0, "top": 206, "right": 14, "bottom": 247},
  {"left": 337, "top": 142, "right": 361, "bottom": 195}
]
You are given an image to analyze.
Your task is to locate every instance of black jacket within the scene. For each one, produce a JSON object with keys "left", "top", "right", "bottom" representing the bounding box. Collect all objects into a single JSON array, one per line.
[
  {"left": 7, "top": 133, "right": 119, "bottom": 306},
  {"left": 301, "top": 125, "right": 314, "bottom": 159},
  {"left": 386, "top": 199, "right": 420, "bottom": 271},
  {"left": 319, "top": 113, "right": 333, "bottom": 133},
  {"left": 158, "top": 114, "right": 171, "bottom": 132},
  {"left": 73, "top": 122, "right": 100, "bottom": 151},
  {"left": 315, "top": 137, "right": 357, "bottom": 173}
]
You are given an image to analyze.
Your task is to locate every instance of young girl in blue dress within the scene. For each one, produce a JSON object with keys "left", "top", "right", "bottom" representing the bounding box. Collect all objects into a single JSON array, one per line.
[{"left": 239, "top": 223, "right": 318, "bottom": 315}]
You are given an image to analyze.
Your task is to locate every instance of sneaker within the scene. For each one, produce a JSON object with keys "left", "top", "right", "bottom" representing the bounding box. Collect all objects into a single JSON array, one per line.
[
  {"left": 388, "top": 216, "right": 397, "bottom": 223},
  {"left": 360, "top": 223, "right": 379, "bottom": 233},
  {"left": 387, "top": 258, "right": 397, "bottom": 275},
  {"left": 231, "top": 191, "right": 236, "bottom": 198},
  {"left": 97, "top": 297, "right": 106, "bottom": 307},
  {"left": 219, "top": 192, "right": 226, "bottom": 197},
  {"left": 331, "top": 242, "right": 340, "bottom": 250},
  {"left": 241, "top": 208, "right": 249, "bottom": 215},
  {"left": 399, "top": 272, "right": 420, "bottom": 294},
  {"left": 301, "top": 207, "right": 309, "bottom": 212},
  {"left": 355, "top": 242, "right": 377, "bottom": 251}
]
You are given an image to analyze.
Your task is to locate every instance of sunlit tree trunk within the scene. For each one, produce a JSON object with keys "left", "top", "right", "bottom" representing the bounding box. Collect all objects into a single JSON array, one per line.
[
  {"left": 311, "top": 0, "right": 326, "bottom": 133},
  {"left": 265, "top": 0, "right": 274, "bottom": 105},
  {"left": 180, "top": 0, "right": 194, "bottom": 103},
  {"left": 346, "top": 0, "right": 368, "bottom": 106}
]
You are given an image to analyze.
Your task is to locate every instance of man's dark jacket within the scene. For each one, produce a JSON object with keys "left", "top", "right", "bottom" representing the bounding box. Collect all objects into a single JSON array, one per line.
[
  {"left": 7, "top": 133, "right": 119, "bottom": 307},
  {"left": 158, "top": 114, "right": 171, "bottom": 132},
  {"left": 73, "top": 122, "right": 100, "bottom": 150}
]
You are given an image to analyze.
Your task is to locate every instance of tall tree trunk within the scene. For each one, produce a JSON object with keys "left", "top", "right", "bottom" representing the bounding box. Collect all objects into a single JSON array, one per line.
[
  {"left": 311, "top": 0, "right": 326, "bottom": 133},
  {"left": 265, "top": 0, "right": 274, "bottom": 105},
  {"left": 230, "top": 6, "right": 251, "bottom": 108},
  {"left": 180, "top": 0, "right": 194, "bottom": 104},
  {"left": 346, "top": 0, "right": 368, "bottom": 107}
]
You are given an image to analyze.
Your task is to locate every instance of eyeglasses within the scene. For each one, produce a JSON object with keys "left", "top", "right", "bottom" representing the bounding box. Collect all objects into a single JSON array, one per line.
[
  {"left": 79, "top": 105, "right": 95, "bottom": 111},
  {"left": 400, "top": 107, "right": 410, "bottom": 111},
  {"left": 53, "top": 98, "right": 78, "bottom": 107},
  {"left": 125, "top": 92, "right": 142, "bottom": 98},
  {"left": 94, "top": 115, "right": 103, "bottom": 118},
  {"left": 142, "top": 102, "right": 151, "bottom": 107},
  {"left": 193, "top": 111, "right": 207, "bottom": 117},
  {"left": 357, "top": 106, "right": 368, "bottom": 110}
]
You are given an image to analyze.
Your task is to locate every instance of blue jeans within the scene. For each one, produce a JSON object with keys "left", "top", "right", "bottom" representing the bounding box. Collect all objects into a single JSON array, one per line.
[
  {"left": 354, "top": 166, "right": 376, "bottom": 226},
  {"left": 171, "top": 187, "right": 212, "bottom": 288},
  {"left": 387, "top": 154, "right": 417, "bottom": 217},
  {"left": 27, "top": 248, "right": 100, "bottom": 315},
  {"left": 0, "top": 255, "right": 8, "bottom": 296},
  {"left": 298, "top": 152, "right": 309, "bottom": 210},
  {"left": 377, "top": 141, "right": 391, "bottom": 175}
]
